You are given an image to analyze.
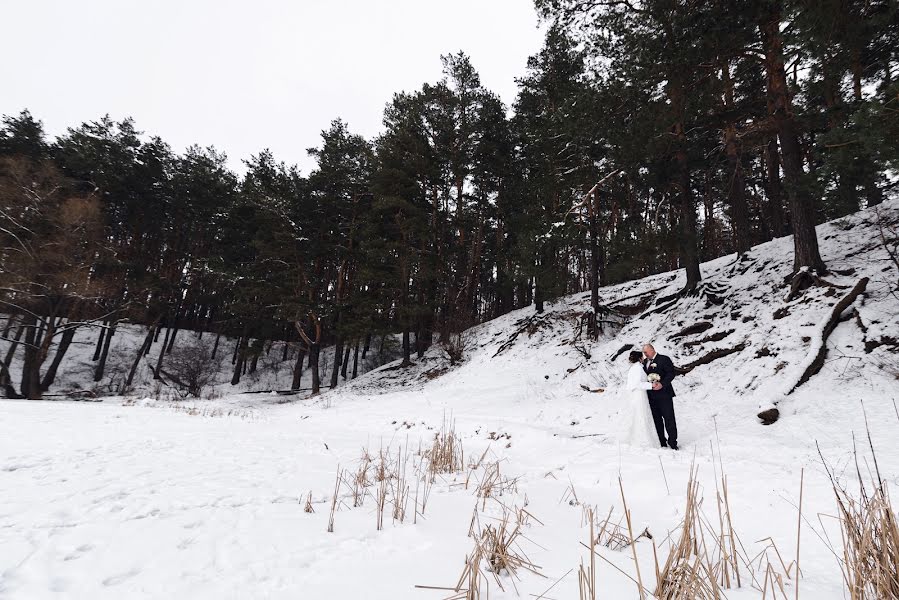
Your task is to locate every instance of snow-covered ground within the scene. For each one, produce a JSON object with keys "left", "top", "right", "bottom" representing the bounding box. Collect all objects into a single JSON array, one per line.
[{"left": 1, "top": 200, "right": 898, "bottom": 599}]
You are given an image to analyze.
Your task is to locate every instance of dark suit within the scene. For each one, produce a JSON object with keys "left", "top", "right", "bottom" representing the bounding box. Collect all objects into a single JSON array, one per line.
[{"left": 644, "top": 354, "right": 678, "bottom": 448}]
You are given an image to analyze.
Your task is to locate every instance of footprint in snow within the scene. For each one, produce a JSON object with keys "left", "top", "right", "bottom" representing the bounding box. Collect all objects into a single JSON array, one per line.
[
  {"left": 177, "top": 537, "right": 195, "bottom": 550},
  {"left": 102, "top": 568, "right": 141, "bottom": 586},
  {"left": 63, "top": 544, "right": 94, "bottom": 561}
]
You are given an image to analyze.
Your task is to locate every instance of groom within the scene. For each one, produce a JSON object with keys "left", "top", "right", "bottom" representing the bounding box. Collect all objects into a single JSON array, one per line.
[{"left": 642, "top": 344, "right": 678, "bottom": 450}]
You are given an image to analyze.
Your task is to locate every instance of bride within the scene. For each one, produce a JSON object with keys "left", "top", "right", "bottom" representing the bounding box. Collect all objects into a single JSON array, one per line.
[{"left": 618, "top": 350, "right": 659, "bottom": 448}]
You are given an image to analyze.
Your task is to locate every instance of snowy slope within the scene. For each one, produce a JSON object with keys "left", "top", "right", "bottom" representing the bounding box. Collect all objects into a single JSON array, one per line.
[{"left": 1, "top": 199, "right": 897, "bottom": 600}]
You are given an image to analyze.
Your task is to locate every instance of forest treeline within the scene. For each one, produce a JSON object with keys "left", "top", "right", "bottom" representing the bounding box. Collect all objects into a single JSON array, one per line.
[{"left": 1, "top": 0, "right": 897, "bottom": 399}]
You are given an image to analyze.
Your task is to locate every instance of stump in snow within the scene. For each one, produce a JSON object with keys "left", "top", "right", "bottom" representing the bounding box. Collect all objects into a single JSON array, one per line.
[{"left": 757, "top": 408, "right": 780, "bottom": 425}]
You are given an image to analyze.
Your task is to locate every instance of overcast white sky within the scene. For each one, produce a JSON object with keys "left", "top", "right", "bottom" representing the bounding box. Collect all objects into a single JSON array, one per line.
[{"left": 1, "top": 0, "right": 546, "bottom": 174}]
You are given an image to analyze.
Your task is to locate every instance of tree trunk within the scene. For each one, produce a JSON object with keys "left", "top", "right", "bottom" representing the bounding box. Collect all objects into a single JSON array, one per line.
[
  {"left": 329, "top": 339, "right": 343, "bottom": 388},
  {"left": 352, "top": 341, "right": 360, "bottom": 379},
  {"left": 126, "top": 323, "right": 156, "bottom": 389},
  {"left": 721, "top": 62, "right": 751, "bottom": 255},
  {"left": 667, "top": 75, "right": 702, "bottom": 291},
  {"left": 401, "top": 330, "right": 412, "bottom": 367},
  {"left": 20, "top": 316, "right": 42, "bottom": 400},
  {"left": 231, "top": 331, "right": 250, "bottom": 385},
  {"left": 291, "top": 347, "right": 306, "bottom": 390},
  {"left": 309, "top": 342, "right": 321, "bottom": 395},
  {"left": 93, "top": 322, "right": 116, "bottom": 382},
  {"left": 92, "top": 321, "right": 107, "bottom": 361},
  {"left": 1, "top": 325, "right": 23, "bottom": 398},
  {"left": 165, "top": 324, "right": 179, "bottom": 354},
  {"left": 760, "top": 4, "right": 826, "bottom": 274},
  {"left": 340, "top": 344, "right": 351, "bottom": 379},
  {"left": 154, "top": 326, "right": 171, "bottom": 381},
  {"left": 42, "top": 326, "right": 76, "bottom": 391},
  {"left": 232, "top": 334, "right": 242, "bottom": 365},
  {"left": 588, "top": 189, "right": 601, "bottom": 317},
  {"left": 211, "top": 332, "right": 221, "bottom": 359},
  {"left": 248, "top": 338, "right": 263, "bottom": 374},
  {"left": 763, "top": 136, "right": 788, "bottom": 239}
]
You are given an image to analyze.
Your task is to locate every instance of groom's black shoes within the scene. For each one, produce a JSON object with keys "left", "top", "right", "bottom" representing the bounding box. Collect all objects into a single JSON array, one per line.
[
  {"left": 660, "top": 441, "right": 667, "bottom": 448},
  {"left": 669, "top": 443, "right": 679, "bottom": 451}
]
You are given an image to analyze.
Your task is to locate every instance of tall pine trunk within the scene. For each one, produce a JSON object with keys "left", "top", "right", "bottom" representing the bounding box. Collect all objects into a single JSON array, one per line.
[
  {"left": 760, "top": 4, "right": 826, "bottom": 274},
  {"left": 666, "top": 73, "right": 701, "bottom": 291},
  {"left": 763, "top": 136, "right": 788, "bottom": 239},
  {"left": 721, "top": 62, "right": 751, "bottom": 255}
]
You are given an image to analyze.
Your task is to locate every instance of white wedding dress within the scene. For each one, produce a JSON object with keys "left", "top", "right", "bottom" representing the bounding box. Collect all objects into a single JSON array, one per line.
[{"left": 618, "top": 362, "right": 658, "bottom": 448}]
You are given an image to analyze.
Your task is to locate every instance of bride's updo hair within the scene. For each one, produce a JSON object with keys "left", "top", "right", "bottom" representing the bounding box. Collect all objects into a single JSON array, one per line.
[{"left": 627, "top": 350, "right": 643, "bottom": 363}]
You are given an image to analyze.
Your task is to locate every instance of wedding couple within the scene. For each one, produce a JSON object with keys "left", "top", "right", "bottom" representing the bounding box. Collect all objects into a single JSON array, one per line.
[{"left": 621, "top": 344, "right": 679, "bottom": 450}]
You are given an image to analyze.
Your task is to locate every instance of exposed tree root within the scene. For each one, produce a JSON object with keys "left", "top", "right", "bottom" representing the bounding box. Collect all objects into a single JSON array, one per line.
[
  {"left": 786, "top": 270, "right": 849, "bottom": 301},
  {"left": 610, "top": 343, "right": 633, "bottom": 361},
  {"left": 787, "top": 277, "right": 869, "bottom": 394},
  {"left": 671, "top": 322, "right": 714, "bottom": 339},
  {"left": 675, "top": 343, "right": 746, "bottom": 375},
  {"left": 683, "top": 329, "right": 734, "bottom": 349}
]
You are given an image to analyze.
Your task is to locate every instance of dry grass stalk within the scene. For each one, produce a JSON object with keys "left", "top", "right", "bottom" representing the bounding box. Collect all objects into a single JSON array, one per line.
[
  {"left": 351, "top": 449, "right": 372, "bottom": 507},
  {"left": 794, "top": 468, "right": 803, "bottom": 600},
  {"left": 818, "top": 417, "right": 899, "bottom": 599},
  {"left": 620, "top": 477, "right": 647, "bottom": 600},
  {"left": 424, "top": 418, "right": 465, "bottom": 477},
  {"left": 711, "top": 474, "right": 743, "bottom": 589},
  {"left": 327, "top": 468, "right": 341, "bottom": 533},
  {"left": 303, "top": 491, "right": 314, "bottom": 513},
  {"left": 417, "top": 454, "right": 435, "bottom": 518},
  {"left": 561, "top": 481, "right": 580, "bottom": 506},
  {"left": 654, "top": 467, "right": 725, "bottom": 600},
  {"left": 391, "top": 446, "right": 410, "bottom": 524},
  {"left": 474, "top": 461, "right": 519, "bottom": 510},
  {"left": 434, "top": 505, "right": 542, "bottom": 599},
  {"left": 585, "top": 503, "right": 652, "bottom": 552},
  {"left": 375, "top": 475, "right": 388, "bottom": 531},
  {"left": 750, "top": 537, "right": 795, "bottom": 596},
  {"left": 579, "top": 506, "right": 597, "bottom": 600},
  {"left": 831, "top": 477, "right": 899, "bottom": 598}
]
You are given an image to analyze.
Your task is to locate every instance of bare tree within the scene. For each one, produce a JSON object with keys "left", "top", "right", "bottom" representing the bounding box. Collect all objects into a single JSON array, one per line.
[{"left": 0, "top": 157, "right": 110, "bottom": 399}]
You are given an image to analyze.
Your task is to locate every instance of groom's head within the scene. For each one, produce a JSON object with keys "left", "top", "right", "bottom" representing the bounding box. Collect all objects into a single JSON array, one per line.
[{"left": 642, "top": 344, "right": 656, "bottom": 359}]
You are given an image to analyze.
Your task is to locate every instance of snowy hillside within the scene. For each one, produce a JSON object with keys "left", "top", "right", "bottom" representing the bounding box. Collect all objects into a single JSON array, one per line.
[{"left": 1, "top": 199, "right": 898, "bottom": 600}]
